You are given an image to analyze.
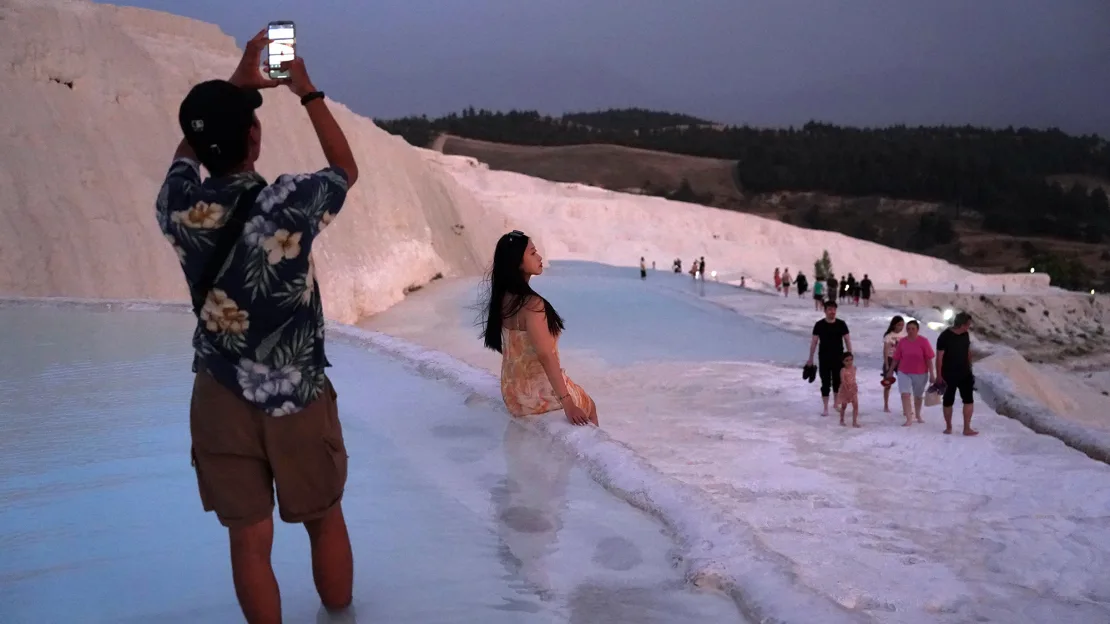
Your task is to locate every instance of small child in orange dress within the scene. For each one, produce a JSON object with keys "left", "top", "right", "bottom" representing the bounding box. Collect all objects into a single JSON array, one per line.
[{"left": 836, "top": 352, "right": 860, "bottom": 427}]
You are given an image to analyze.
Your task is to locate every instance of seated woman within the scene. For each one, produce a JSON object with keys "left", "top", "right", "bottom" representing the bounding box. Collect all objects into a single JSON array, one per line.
[{"left": 479, "top": 230, "right": 598, "bottom": 426}]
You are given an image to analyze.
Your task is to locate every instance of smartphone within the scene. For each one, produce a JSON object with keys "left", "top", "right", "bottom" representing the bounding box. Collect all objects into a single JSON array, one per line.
[{"left": 267, "top": 20, "right": 296, "bottom": 79}]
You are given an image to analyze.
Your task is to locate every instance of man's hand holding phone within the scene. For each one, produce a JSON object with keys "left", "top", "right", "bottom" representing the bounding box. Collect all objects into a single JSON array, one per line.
[
  {"left": 280, "top": 58, "right": 317, "bottom": 99},
  {"left": 229, "top": 29, "right": 284, "bottom": 90}
]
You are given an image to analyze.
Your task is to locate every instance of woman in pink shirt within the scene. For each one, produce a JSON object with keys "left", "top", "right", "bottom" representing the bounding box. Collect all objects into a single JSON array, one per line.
[{"left": 891, "top": 320, "right": 936, "bottom": 427}]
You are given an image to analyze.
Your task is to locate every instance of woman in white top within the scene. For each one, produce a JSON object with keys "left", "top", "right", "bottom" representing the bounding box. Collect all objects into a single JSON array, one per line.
[{"left": 881, "top": 315, "right": 906, "bottom": 412}]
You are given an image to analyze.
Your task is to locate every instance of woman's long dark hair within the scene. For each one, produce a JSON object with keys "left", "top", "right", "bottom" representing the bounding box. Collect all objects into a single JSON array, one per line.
[
  {"left": 884, "top": 315, "right": 905, "bottom": 337},
  {"left": 479, "top": 231, "right": 565, "bottom": 353}
]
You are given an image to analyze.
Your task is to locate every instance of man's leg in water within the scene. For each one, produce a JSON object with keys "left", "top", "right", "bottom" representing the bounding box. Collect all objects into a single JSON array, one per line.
[
  {"left": 229, "top": 517, "right": 282, "bottom": 623},
  {"left": 305, "top": 505, "right": 354, "bottom": 610},
  {"left": 190, "top": 371, "right": 282, "bottom": 623},
  {"left": 267, "top": 378, "right": 354, "bottom": 610}
]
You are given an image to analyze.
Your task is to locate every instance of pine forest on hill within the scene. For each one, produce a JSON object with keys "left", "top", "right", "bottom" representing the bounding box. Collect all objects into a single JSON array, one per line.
[{"left": 376, "top": 108, "right": 1110, "bottom": 291}]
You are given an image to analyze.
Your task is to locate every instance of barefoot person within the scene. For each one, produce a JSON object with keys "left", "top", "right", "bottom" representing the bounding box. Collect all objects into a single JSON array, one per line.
[
  {"left": 480, "top": 231, "right": 598, "bottom": 427},
  {"left": 812, "top": 279, "right": 825, "bottom": 310},
  {"left": 859, "top": 274, "right": 874, "bottom": 307},
  {"left": 836, "top": 352, "right": 860, "bottom": 427},
  {"left": 936, "top": 312, "right": 977, "bottom": 436},
  {"left": 806, "top": 300, "right": 852, "bottom": 416},
  {"left": 891, "top": 320, "right": 936, "bottom": 426},
  {"left": 157, "top": 34, "right": 357, "bottom": 623},
  {"left": 881, "top": 315, "right": 906, "bottom": 412}
]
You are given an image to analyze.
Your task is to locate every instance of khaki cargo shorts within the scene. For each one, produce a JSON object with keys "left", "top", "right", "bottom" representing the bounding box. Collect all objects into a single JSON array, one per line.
[{"left": 189, "top": 370, "right": 348, "bottom": 528}]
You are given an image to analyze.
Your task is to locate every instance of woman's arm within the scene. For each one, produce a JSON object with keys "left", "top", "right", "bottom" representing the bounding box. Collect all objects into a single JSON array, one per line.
[{"left": 523, "top": 297, "right": 571, "bottom": 401}]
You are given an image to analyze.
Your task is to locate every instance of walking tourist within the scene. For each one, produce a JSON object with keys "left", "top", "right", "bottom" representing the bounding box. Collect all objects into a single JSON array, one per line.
[
  {"left": 806, "top": 300, "right": 853, "bottom": 416},
  {"left": 891, "top": 319, "right": 936, "bottom": 426},
  {"left": 936, "top": 312, "right": 978, "bottom": 436}
]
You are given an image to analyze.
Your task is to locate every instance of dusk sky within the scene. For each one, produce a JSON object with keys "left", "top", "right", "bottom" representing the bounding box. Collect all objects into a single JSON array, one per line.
[{"left": 109, "top": 0, "right": 1109, "bottom": 135}]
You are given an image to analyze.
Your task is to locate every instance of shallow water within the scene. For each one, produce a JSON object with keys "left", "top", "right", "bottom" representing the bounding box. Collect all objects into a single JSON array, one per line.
[
  {"left": 0, "top": 306, "right": 744, "bottom": 623},
  {"left": 446, "top": 260, "right": 811, "bottom": 368},
  {"left": 363, "top": 261, "right": 1110, "bottom": 624}
]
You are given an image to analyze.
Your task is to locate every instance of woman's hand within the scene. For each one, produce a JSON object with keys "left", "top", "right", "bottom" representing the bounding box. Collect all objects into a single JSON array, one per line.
[{"left": 564, "top": 402, "right": 591, "bottom": 426}]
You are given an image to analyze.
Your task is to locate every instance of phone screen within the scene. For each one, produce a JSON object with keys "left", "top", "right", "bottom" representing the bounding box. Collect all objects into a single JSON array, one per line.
[{"left": 267, "top": 23, "right": 296, "bottom": 79}]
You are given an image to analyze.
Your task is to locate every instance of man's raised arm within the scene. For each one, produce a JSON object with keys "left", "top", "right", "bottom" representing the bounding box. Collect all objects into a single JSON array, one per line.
[{"left": 283, "top": 58, "right": 359, "bottom": 187}]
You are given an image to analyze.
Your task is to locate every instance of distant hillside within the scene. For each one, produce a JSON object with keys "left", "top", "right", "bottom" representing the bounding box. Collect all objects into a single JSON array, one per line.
[
  {"left": 561, "top": 108, "right": 714, "bottom": 132},
  {"left": 377, "top": 108, "right": 1110, "bottom": 291},
  {"left": 438, "top": 135, "right": 743, "bottom": 208}
]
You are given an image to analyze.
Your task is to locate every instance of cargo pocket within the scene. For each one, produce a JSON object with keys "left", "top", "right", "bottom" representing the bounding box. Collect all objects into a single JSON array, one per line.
[
  {"left": 322, "top": 384, "right": 348, "bottom": 491},
  {"left": 190, "top": 446, "right": 214, "bottom": 512}
]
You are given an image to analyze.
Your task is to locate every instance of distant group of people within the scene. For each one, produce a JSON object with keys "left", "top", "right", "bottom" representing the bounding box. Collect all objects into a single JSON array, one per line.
[
  {"left": 772, "top": 267, "right": 810, "bottom": 298},
  {"left": 806, "top": 300, "right": 978, "bottom": 434},
  {"left": 802, "top": 271, "right": 874, "bottom": 310},
  {"left": 669, "top": 256, "right": 707, "bottom": 279},
  {"left": 769, "top": 268, "right": 873, "bottom": 309}
]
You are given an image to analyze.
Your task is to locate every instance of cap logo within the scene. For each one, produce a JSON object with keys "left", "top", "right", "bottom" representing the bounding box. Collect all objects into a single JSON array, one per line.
[{"left": 191, "top": 119, "right": 205, "bottom": 132}]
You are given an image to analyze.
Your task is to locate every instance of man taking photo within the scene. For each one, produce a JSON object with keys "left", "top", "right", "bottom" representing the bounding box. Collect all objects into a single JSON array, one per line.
[{"left": 156, "top": 30, "right": 360, "bottom": 623}]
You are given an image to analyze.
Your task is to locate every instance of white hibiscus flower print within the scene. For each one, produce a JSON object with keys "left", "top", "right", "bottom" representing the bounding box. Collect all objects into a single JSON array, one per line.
[
  {"left": 243, "top": 216, "right": 278, "bottom": 246},
  {"left": 271, "top": 401, "right": 300, "bottom": 417},
  {"left": 236, "top": 360, "right": 303, "bottom": 403},
  {"left": 257, "top": 178, "right": 297, "bottom": 213},
  {"left": 200, "top": 289, "right": 250, "bottom": 334},
  {"left": 262, "top": 230, "right": 303, "bottom": 264},
  {"left": 171, "top": 201, "right": 225, "bottom": 228},
  {"left": 164, "top": 234, "right": 186, "bottom": 263}
]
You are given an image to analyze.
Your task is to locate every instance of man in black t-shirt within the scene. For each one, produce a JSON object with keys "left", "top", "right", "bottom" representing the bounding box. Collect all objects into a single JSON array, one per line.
[
  {"left": 936, "top": 311, "right": 978, "bottom": 436},
  {"left": 826, "top": 275, "right": 839, "bottom": 303},
  {"left": 806, "top": 300, "right": 852, "bottom": 416},
  {"left": 859, "top": 274, "right": 873, "bottom": 307}
]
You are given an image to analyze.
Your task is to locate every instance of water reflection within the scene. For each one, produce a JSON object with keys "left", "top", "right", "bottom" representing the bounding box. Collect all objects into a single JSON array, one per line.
[{"left": 492, "top": 420, "right": 573, "bottom": 602}]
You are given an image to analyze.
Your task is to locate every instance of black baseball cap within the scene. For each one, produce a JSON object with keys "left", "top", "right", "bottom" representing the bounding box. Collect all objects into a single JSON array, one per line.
[{"left": 178, "top": 80, "right": 263, "bottom": 172}]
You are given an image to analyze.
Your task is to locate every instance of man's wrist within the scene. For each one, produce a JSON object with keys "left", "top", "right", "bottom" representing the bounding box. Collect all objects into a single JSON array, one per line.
[
  {"left": 300, "top": 91, "right": 325, "bottom": 106},
  {"left": 294, "top": 84, "right": 319, "bottom": 99},
  {"left": 227, "top": 73, "right": 252, "bottom": 89}
]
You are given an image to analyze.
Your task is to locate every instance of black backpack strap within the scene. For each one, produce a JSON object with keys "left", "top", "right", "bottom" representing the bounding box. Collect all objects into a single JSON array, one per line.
[{"left": 191, "top": 183, "right": 265, "bottom": 316}]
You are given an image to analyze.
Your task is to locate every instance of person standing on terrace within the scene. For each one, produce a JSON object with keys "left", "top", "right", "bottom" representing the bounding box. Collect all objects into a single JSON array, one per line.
[{"left": 157, "top": 31, "right": 358, "bottom": 623}]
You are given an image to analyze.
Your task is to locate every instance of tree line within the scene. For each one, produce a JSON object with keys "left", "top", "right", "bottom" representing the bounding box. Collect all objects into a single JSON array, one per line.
[{"left": 375, "top": 107, "right": 1110, "bottom": 256}]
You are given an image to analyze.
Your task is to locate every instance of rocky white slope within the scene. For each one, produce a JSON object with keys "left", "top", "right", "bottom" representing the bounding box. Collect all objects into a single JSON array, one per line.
[
  {"left": 424, "top": 150, "right": 1050, "bottom": 294},
  {"left": 0, "top": 0, "right": 501, "bottom": 323}
]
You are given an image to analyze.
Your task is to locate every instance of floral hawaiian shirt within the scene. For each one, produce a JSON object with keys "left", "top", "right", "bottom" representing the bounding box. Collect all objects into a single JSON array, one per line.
[{"left": 156, "top": 157, "right": 349, "bottom": 416}]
